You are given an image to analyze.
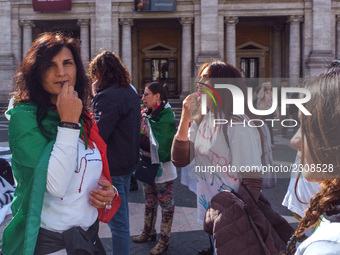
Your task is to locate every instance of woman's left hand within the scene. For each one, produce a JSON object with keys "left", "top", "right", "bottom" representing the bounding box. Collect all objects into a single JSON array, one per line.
[{"left": 89, "top": 180, "right": 117, "bottom": 209}]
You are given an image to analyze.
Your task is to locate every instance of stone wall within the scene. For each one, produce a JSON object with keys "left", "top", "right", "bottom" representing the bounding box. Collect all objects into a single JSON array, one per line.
[
  {"left": 0, "top": 0, "right": 15, "bottom": 104},
  {"left": 1, "top": 0, "right": 340, "bottom": 101}
]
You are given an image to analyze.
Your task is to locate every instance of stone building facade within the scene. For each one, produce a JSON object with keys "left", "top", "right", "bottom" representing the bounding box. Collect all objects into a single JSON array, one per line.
[{"left": 0, "top": 0, "right": 339, "bottom": 101}]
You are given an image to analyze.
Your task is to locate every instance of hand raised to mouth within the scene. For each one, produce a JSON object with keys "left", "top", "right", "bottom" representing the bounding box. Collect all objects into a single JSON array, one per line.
[{"left": 57, "top": 81, "right": 83, "bottom": 123}]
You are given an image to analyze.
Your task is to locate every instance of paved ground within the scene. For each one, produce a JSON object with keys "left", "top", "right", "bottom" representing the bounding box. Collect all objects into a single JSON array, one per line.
[{"left": 99, "top": 129, "right": 300, "bottom": 255}]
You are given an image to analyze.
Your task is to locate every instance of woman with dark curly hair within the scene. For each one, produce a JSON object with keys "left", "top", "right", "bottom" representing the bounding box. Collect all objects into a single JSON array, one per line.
[
  {"left": 89, "top": 49, "right": 140, "bottom": 255},
  {"left": 285, "top": 61, "right": 340, "bottom": 255},
  {"left": 2, "top": 32, "right": 120, "bottom": 255}
]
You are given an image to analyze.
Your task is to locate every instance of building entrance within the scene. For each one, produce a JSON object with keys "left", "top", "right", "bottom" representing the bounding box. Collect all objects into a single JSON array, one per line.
[
  {"left": 134, "top": 18, "right": 180, "bottom": 98},
  {"left": 142, "top": 57, "right": 177, "bottom": 97}
]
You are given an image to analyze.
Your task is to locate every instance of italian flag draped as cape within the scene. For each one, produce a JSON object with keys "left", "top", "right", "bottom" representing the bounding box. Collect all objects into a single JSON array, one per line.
[
  {"left": 2, "top": 102, "right": 117, "bottom": 255},
  {"left": 148, "top": 106, "right": 177, "bottom": 163}
]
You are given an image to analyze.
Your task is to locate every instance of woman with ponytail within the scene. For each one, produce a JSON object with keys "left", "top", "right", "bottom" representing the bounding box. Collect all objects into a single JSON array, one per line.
[{"left": 132, "top": 82, "right": 177, "bottom": 255}]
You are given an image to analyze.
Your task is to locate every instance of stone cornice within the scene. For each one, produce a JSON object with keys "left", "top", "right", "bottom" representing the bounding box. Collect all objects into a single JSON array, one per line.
[
  {"left": 77, "top": 19, "right": 90, "bottom": 27},
  {"left": 180, "top": 17, "right": 194, "bottom": 25},
  {"left": 225, "top": 16, "right": 239, "bottom": 25},
  {"left": 119, "top": 18, "right": 133, "bottom": 26},
  {"left": 287, "top": 15, "right": 304, "bottom": 23},
  {"left": 19, "top": 20, "right": 35, "bottom": 27}
]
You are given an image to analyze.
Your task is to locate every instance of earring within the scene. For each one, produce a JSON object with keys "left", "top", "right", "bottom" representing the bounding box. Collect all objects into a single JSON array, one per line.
[{"left": 155, "top": 102, "right": 159, "bottom": 109}]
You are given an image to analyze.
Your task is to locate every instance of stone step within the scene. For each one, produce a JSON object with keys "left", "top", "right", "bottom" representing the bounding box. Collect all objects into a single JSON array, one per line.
[
  {"left": 168, "top": 99, "right": 182, "bottom": 123},
  {"left": 168, "top": 99, "right": 182, "bottom": 109},
  {"left": 0, "top": 103, "right": 8, "bottom": 114}
]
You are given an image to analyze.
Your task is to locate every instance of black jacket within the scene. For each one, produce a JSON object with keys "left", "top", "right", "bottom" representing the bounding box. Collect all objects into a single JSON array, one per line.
[{"left": 91, "top": 84, "right": 140, "bottom": 176}]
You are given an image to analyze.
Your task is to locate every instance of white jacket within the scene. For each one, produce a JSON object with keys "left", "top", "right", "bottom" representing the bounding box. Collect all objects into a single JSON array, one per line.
[{"left": 296, "top": 218, "right": 340, "bottom": 255}]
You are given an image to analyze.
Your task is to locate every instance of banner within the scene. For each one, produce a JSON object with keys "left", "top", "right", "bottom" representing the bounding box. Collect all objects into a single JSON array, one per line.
[
  {"left": 135, "top": 0, "right": 151, "bottom": 11},
  {"left": 135, "top": 0, "right": 176, "bottom": 12},
  {"left": 32, "top": 0, "right": 71, "bottom": 12}
]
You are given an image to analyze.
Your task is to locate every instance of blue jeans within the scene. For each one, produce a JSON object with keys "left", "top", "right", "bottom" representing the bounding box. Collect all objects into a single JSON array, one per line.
[
  {"left": 210, "top": 235, "right": 216, "bottom": 255},
  {"left": 108, "top": 173, "right": 131, "bottom": 255}
]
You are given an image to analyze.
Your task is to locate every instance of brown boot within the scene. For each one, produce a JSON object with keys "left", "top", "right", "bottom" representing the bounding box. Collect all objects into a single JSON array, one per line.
[
  {"left": 150, "top": 211, "right": 174, "bottom": 255},
  {"left": 133, "top": 206, "right": 157, "bottom": 243}
]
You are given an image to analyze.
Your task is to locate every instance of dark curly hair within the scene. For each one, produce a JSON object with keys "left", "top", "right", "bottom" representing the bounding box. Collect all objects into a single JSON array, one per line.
[
  {"left": 88, "top": 49, "right": 131, "bottom": 93},
  {"left": 12, "top": 32, "right": 91, "bottom": 138}
]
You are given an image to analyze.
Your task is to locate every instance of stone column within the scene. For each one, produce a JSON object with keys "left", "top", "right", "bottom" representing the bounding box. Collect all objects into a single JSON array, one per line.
[
  {"left": 288, "top": 16, "right": 303, "bottom": 80},
  {"left": 0, "top": 1, "right": 13, "bottom": 63},
  {"left": 180, "top": 17, "right": 193, "bottom": 98},
  {"left": 312, "top": 0, "right": 331, "bottom": 51},
  {"left": 306, "top": 0, "right": 334, "bottom": 76},
  {"left": 337, "top": 15, "right": 340, "bottom": 59},
  {"left": 218, "top": 15, "right": 224, "bottom": 64},
  {"left": 112, "top": 3, "right": 120, "bottom": 55},
  {"left": 225, "top": 16, "right": 238, "bottom": 66},
  {"left": 77, "top": 19, "right": 90, "bottom": 64},
  {"left": 95, "top": 0, "right": 112, "bottom": 50},
  {"left": 20, "top": 20, "right": 35, "bottom": 57},
  {"left": 197, "top": 0, "right": 220, "bottom": 64},
  {"left": 0, "top": 1, "right": 15, "bottom": 101},
  {"left": 200, "top": 0, "right": 217, "bottom": 52},
  {"left": 272, "top": 24, "right": 283, "bottom": 78},
  {"left": 193, "top": 1, "right": 201, "bottom": 74},
  {"left": 303, "top": 7, "right": 312, "bottom": 77},
  {"left": 131, "top": 27, "right": 139, "bottom": 92},
  {"left": 120, "top": 18, "right": 133, "bottom": 74},
  {"left": 89, "top": 3, "right": 96, "bottom": 59}
]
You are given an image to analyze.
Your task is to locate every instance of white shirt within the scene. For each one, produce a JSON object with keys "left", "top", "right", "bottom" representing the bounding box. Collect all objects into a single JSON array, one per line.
[
  {"left": 155, "top": 161, "right": 177, "bottom": 184},
  {"left": 282, "top": 154, "right": 320, "bottom": 218},
  {"left": 192, "top": 112, "right": 262, "bottom": 223},
  {"left": 40, "top": 127, "right": 102, "bottom": 232},
  {"left": 143, "top": 103, "right": 177, "bottom": 184},
  {"left": 296, "top": 218, "right": 340, "bottom": 255}
]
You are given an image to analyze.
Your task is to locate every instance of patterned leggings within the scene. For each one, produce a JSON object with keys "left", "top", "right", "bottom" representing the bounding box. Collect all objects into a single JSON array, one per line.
[{"left": 144, "top": 181, "right": 175, "bottom": 213}]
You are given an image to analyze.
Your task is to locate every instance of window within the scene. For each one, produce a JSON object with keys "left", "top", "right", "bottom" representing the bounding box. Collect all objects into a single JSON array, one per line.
[
  {"left": 240, "top": 58, "right": 259, "bottom": 78},
  {"left": 141, "top": 42, "right": 178, "bottom": 97},
  {"left": 152, "top": 59, "right": 169, "bottom": 81},
  {"left": 143, "top": 57, "right": 177, "bottom": 96}
]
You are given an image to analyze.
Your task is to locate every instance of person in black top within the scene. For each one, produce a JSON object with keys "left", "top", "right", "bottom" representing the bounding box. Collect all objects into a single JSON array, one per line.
[{"left": 89, "top": 49, "right": 140, "bottom": 255}]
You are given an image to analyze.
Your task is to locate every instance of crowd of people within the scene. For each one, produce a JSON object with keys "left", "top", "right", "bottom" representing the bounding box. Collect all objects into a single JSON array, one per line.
[{"left": 0, "top": 31, "right": 339, "bottom": 255}]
